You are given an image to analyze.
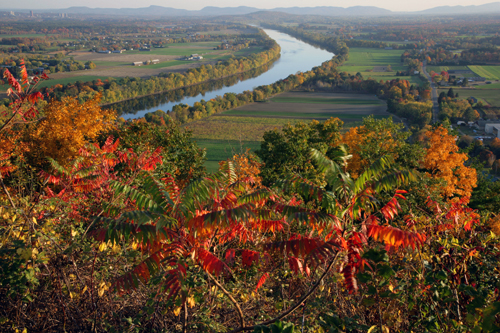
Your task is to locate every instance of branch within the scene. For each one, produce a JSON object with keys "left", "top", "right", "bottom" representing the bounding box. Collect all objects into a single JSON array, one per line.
[
  {"left": 206, "top": 271, "right": 245, "bottom": 329},
  {"left": 228, "top": 252, "right": 339, "bottom": 333},
  {"left": 0, "top": 173, "right": 16, "bottom": 209}
]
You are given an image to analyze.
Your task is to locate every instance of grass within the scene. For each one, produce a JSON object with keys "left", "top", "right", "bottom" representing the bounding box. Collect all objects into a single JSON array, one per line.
[
  {"left": 127, "top": 42, "right": 221, "bottom": 57},
  {"left": 222, "top": 109, "right": 390, "bottom": 120},
  {"left": 233, "top": 46, "right": 265, "bottom": 57},
  {"left": 36, "top": 76, "right": 109, "bottom": 89},
  {"left": 187, "top": 116, "right": 305, "bottom": 141},
  {"left": 270, "top": 96, "right": 382, "bottom": 105},
  {"left": 0, "top": 33, "right": 54, "bottom": 38},
  {"left": 339, "top": 48, "right": 424, "bottom": 86},
  {"left": 188, "top": 92, "right": 393, "bottom": 167},
  {"left": 340, "top": 47, "right": 404, "bottom": 68},
  {"left": 468, "top": 66, "right": 500, "bottom": 81},
  {"left": 466, "top": 89, "right": 500, "bottom": 107},
  {"left": 476, "top": 82, "right": 500, "bottom": 89},
  {"left": 446, "top": 88, "right": 500, "bottom": 107},
  {"left": 427, "top": 65, "right": 479, "bottom": 78},
  {"left": 1, "top": 76, "right": 109, "bottom": 91},
  {"left": 195, "top": 139, "right": 261, "bottom": 173},
  {"left": 138, "top": 60, "right": 185, "bottom": 69},
  {"left": 92, "top": 61, "right": 130, "bottom": 67}
]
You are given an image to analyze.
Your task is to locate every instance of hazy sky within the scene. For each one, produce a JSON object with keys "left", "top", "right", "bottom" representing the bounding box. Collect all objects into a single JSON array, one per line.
[{"left": 2, "top": 0, "right": 499, "bottom": 13}]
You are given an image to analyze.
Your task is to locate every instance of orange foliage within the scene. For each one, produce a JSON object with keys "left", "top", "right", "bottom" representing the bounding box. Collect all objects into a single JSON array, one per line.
[
  {"left": 423, "top": 126, "right": 476, "bottom": 200},
  {"left": 220, "top": 149, "right": 262, "bottom": 188},
  {"left": 341, "top": 124, "right": 402, "bottom": 178},
  {"left": 28, "top": 94, "right": 116, "bottom": 167},
  {"left": 341, "top": 126, "right": 365, "bottom": 178}
]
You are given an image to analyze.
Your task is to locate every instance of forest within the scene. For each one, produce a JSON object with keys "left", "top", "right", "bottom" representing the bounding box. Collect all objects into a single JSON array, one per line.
[{"left": 1, "top": 12, "right": 500, "bottom": 333}]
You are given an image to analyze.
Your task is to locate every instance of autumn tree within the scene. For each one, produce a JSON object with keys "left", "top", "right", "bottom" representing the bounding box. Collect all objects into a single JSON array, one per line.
[
  {"left": 110, "top": 120, "right": 206, "bottom": 186},
  {"left": 341, "top": 116, "right": 424, "bottom": 178},
  {"left": 257, "top": 118, "right": 343, "bottom": 186},
  {"left": 220, "top": 149, "right": 263, "bottom": 189},
  {"left": 422, "top": 125, "right": 477, "bottom": 199},
  {"left": 27, "top": 93, "right": 116, "bottom": 168}
]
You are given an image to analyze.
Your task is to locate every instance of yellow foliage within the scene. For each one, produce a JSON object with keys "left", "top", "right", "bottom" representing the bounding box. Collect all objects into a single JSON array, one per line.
[
  {"left": 341, "top": 126, "right": 366, "bottom": 178},
  {"left": 423, "top": 126, "right": 476, "bottom": 199},
  {"left": 220, "top": 149, "right": 262, "bottom": 188},
  {"left": 28, "top": 93, "right": 116, "bottom": 168},
  {"left": 341, "top": 124, "right": 401, "bottom": 178}
]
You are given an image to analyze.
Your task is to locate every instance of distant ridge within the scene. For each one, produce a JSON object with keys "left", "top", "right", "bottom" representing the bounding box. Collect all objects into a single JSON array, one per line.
[
  {"left": 6, "top": 2, "right": 500, "bottom": 17},
  {"left": 416, "top": 2, "right": 500, "bottom": 14}
]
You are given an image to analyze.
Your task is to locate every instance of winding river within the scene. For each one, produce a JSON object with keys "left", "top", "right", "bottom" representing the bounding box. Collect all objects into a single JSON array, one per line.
[{"left": 120, "top": 29, "right": 335, "bottom": 119}]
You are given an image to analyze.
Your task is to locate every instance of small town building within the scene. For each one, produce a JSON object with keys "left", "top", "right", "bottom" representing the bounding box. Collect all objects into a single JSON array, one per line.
[{"left": 485, "top": 123, "right": 500, "bottom": 139}]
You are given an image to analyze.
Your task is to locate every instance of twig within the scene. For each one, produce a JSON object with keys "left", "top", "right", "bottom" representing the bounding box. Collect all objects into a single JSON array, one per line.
[
  {"left": 228, "top": 252, "right": 339, "bottom": 333},
  {"left": 206, "top": 271, "right": 246, "bottom": 329}
]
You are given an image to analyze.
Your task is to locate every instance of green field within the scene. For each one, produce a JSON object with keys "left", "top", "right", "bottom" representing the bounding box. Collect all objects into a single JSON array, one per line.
[
  {"left": 36, "top": 76, "right": 109, "bottom": 89},
  {"left": 0, "top": 75, "right": 108, "bottom": 91},
  {"left": 339, "top": 47, "right": 424, "bottom": 86},
  {"left": 468, "top": 66, "right": 500, "bottom": 81},
  {"left": 476, "top": 82, "right": 500, "bottom": 89},
  {"left": 222, "top": 109, "right": 389, "bottom": 120},
  {"left": 187, "top": 116, "right": 305, "bottom": 142},
  {"left": 341, "top": 48, "right": 403, "bottom": 68},
  {"left": 137, "top": 60, "right": 185, "bottom": 69},
  {"left": 0, "top": 33, "right": 54, "bottom": 38},
  {"left": 190, "top": 92, "right": 393, "bottom": 169},
  {"left": 270, "top": 96, "right": 382, "bottom": 105},
  {"left": 92, "top": 61, "right": 130, "bottom": 67},
  {"left": 446, "top": 88, "right": 500, "bottom": 107},
  {"left": 196, "top": 139, "right": 261, "bottom": 173}
]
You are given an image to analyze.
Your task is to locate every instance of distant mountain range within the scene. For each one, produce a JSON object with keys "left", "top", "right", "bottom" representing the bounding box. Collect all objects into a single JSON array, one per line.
[{"left": 6, "top": 2, "right": 500, "bottom": 17}]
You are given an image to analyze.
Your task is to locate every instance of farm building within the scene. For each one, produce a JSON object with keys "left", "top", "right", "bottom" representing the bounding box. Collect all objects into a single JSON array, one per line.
[
  {"left": 187, "top": 54, "right": 203, "bottom": 60},
  {"left": 485, "top": 123, "right": 500, "bottom": 139}
]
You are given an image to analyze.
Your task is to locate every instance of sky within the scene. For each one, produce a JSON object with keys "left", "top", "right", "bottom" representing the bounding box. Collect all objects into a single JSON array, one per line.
[{"left": 1, "top": 0, "right": 499, "bottom": 13}]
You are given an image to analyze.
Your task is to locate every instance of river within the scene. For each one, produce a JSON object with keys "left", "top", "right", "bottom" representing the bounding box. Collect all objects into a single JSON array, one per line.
[{"left": 120, "top": 29, "right": 335, "bottom": 119}]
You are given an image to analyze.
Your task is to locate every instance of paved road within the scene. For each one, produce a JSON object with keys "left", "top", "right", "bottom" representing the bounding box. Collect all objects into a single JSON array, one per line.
[{"left": 422, "top": 61, "right": 439, "bottom": 123}]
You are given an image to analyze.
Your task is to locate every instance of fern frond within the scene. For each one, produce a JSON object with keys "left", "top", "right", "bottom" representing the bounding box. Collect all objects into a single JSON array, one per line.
[
  {"left": 367, "top": 223, "right": 426, "bottom": 250},
  {"left": 110, "top": 180, "right": 159, "bottom": 211},
  {"left": 195, "top": 248, "right": 229, "bottom": 276},
  {"left": 255, "top": 272, "right": 269, "bottom": 291}
]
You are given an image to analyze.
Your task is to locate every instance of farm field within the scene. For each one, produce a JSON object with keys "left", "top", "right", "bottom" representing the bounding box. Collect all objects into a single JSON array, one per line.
[
  {"left": 444, "top": 88, "right": 500, "bottom": 107},
  {"left": 189, "top": 92, "right": 394, "bottom": 169},
  {"left": 339, "top": 47, "right": 424, "bottom": 86},
  {"left": 468, "top": 65, "right": 500, "bottom": 80},
  {"left": 341, "top": 48, "right": 403, "bottom": 68},
  {"left": 0, "top": 33, "right": 54, "bottom": 38},
  {"left": 0, "top": 75, "right": 108, "bottom": 90},
  {"left": 25, "top": 44, "right": 267, "bottom": 83},
  {"left": 427, "top": 65, "right": 470, "bottom": 73},
  {"left": 476, "top": 82, "right": 500, "bottom": 89},
  {"left": 466, "top": 89, "right": 500, "bottom": 107},
  {"left": 195, "top": 139, "right": 261, "bottom": 173}
]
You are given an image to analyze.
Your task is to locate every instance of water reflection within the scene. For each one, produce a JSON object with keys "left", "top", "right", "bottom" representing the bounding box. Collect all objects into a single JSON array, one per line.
[
  {"left": 117, "top": 29, "right": 335, "bottom": 119},
  {"left": 106, "top": 61, "right": 277, "bottom": 116}
]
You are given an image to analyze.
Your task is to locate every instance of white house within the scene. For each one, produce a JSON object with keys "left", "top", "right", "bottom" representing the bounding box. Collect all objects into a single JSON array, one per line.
[{"left": 485, "top": 123, "right": 500, "bottom": 139}]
